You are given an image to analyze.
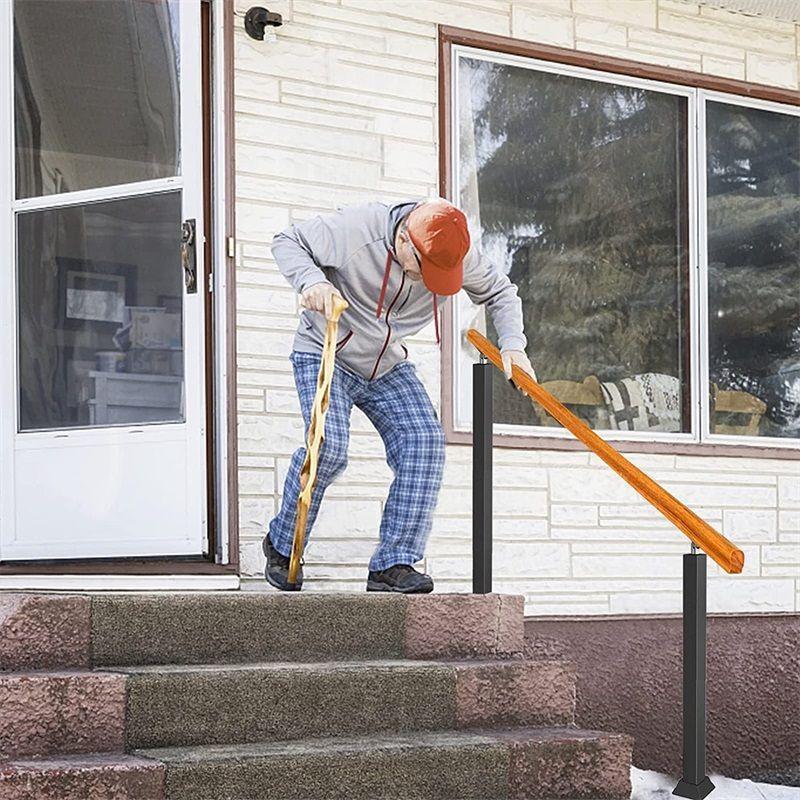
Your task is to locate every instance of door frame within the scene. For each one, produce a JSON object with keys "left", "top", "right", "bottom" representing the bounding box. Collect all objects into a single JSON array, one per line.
[{"left": 0, "top": 0, "right": 239, "bottom": 579}]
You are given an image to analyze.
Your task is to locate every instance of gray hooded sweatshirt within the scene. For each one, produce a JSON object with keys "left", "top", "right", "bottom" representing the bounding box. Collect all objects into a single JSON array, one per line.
[{"left": 271, "top": 198, "right": 527, "bottom": 381}]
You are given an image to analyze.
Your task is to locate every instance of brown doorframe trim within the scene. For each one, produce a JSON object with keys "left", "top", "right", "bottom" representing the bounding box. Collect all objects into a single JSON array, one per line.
[
  {"left": 438, "top": 25, "right": 800, "bottom": 461},
  {"left": 201, "top": 0, "right": 217, "bottom": 561},
  {"left": 223, "top": 0, "right": 240, "bottom": 568},
  {"left": 438, "top": 26, "right": 457, "bottom": 454}
]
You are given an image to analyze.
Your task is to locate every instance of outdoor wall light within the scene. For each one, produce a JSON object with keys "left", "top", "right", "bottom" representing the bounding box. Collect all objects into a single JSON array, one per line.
[{"left": 244, "top": 6, "right": 283, "bottom": 40}]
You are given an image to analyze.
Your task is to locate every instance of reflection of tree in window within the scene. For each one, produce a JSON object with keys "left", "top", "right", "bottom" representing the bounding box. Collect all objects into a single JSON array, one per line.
[
  {"left": 459, "top": 58, "right": 689, "bottom": 431},
  {"left": 706, "top": 102, "right": 799, "bottom": 439}
]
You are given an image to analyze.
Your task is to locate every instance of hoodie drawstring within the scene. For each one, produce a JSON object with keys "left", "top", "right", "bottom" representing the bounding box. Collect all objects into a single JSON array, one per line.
[
  {"left": 376, "top": 250, "right": 392, "bottom": 320},
  {"left": 377, "top": 248, "right": 441, "bottom": 346}
]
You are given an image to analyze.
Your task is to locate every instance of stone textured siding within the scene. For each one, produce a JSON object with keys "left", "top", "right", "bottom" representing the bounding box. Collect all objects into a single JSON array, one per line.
[{"left": 231, "top": 0, "right": 800, "bottom": 614}]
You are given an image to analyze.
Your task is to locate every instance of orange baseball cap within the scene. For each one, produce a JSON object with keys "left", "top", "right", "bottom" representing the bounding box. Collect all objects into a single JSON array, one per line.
[{"left": 405, "top": 199, "right": 470, "bottom": 296}]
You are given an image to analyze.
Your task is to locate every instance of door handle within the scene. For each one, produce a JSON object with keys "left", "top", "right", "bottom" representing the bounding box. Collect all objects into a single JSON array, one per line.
[{"left": 181, "top": 218, "right": 198, "bottom": 294}]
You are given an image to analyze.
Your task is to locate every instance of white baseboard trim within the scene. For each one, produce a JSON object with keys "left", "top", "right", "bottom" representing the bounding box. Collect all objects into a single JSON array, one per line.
[{"left": 0, "top": 574, "right": 241, "bottom": 592}]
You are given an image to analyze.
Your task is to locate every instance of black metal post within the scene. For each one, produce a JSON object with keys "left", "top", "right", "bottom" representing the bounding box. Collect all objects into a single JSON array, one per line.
[
  {"left": 472, "top": 357, "right": 493, "bottom": 594},
  {"left": 673, "top": 548, "right": 715, "bottom": 799}
]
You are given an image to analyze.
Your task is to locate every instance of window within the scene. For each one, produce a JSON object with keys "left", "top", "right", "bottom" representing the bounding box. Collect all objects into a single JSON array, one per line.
[
  {"left": 449, "top": 45, "right": 799, "bottom": 449},
  {"left": 703, "top": 100, "right": 799, "bottom": 441},
  {"left": 12, "top": 0, "right": 187, "bottom": 431}
]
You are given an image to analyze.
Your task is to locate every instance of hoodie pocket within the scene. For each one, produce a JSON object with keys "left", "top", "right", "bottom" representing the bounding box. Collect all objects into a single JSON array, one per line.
[{"left": 336, "top": 330, "right": 354, "bottom": 353}]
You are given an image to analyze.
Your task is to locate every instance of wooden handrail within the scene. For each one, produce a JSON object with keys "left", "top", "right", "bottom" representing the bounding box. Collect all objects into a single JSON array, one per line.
[{"left": 467, "top": 330, "right": 744, "bottom": 575}]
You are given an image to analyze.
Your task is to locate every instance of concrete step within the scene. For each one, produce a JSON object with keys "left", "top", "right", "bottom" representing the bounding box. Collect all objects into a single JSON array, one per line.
[
  {"left": 1, "top": 592, "right": 523, "bottom": 670},
  {"left": 0, "top": 593, "right": 90, "bottom": 671},
  {"left": 136, "top": 727, "right": 634, "bottom": 800},
  {"left": 117, "top": 658, "right": 576, "bottom": 750},
  {"left": 0, "top": 669, "right": 126, "bottom": 759},
  {"left": 0, "top": 753, "right": 164, "bottom": 800},
  {"left": 89, "top": 592, "right": 524, "bottom": 666}
]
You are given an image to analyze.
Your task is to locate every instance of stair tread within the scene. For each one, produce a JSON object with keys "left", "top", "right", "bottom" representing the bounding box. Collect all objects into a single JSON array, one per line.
[
  {"left": 119, "top": 655, "right": 577, "bottom": 751},
  {"left": 1, "top": 752, "right": 159, "bottom": 771},
  {"left": 0, "top": 667, "right": 119, "bottom": 678},
  {"left": 1, "top": 729, "right": 632, "bottom": 800},
  {"left": 1, "top": 726, "right": 630, "bottom": 770},
  {"left": 1, "top": 658, "right": 570, "bottom": 679},
  {"left": 88, "top": 592, "right": 525, "bottom": 666},
  {"left": 135, "top": 725, "right": 628, "bottom": 763},
  {"left": 104, "top": 657, "right": 571, "bottom": 674}
]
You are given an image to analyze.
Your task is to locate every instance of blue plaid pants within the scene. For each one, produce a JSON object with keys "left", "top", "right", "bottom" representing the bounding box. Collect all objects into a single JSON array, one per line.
[{"left": 268, "top": 350, "right": 446, "bottom": 572}]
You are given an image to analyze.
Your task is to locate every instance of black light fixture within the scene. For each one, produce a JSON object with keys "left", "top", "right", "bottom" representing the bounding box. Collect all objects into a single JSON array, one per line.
[{"left": 244, "top": 6, "right": 283, "bottom": 40}]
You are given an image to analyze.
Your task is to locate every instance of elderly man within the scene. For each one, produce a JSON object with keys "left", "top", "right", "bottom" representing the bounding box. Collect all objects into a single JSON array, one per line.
[{"left": 263, "top": 198, "right": 534, "bottom": 593}]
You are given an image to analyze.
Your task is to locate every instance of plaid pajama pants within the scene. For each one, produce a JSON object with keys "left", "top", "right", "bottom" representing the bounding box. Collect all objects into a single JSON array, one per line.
[{"left": 267, "top": 350, "right": 446, "bottom": 572}]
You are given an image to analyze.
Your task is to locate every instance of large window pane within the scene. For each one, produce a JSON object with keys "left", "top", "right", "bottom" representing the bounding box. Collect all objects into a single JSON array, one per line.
[
  {"left": 706, "top": 102, "right": 799, "bottom": 440},
  {"left": 17, "top": 193, "right": 185, "bottom": 431},
  {"left": 457, "top": 56, "right": 690, "bottom": 434},
  {"left": 14, "top": 0, "right": 180, "bottom": 199}
]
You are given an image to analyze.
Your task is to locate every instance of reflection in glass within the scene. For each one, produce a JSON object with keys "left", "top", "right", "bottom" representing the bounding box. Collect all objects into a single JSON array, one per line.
[
  {"left": 17, "top": 193, "right": 185, "bottom": 430},
  {"left": 706, "top": 102, "right": 799, "bottom": 440},
  {"left": 458, "top": 57, "right": 690, "bottom": 433},
  {"left": 14, "top": 0, "right": 180, "bottom": 199}
]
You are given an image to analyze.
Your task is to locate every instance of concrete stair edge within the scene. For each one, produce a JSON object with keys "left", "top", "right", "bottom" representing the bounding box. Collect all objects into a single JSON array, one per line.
[
  {"left": 0, "top": 591, "right": 526, "bottom": 670},
  {"left": 0, "top": 753, "right": 165, "bottom": 800},
  {"left": 137, "top": 727, "right": 634, "bottom": 800},
  {"left": 117, "top": 658, "right": 577, "bottom": 749},
  {"left": 0, "top": 669, "right": 126, "bottom": 760},
  {"left": 0, "top": 593, "right": 90, "bottom": 671},
  {"left": 0, "top": 657, "right": 577, "bottom": 758},
  {"left": 1, "top": 727, "right": 633, "bottom": 800}
]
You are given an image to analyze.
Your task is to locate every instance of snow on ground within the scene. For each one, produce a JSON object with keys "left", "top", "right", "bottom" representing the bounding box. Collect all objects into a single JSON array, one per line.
[{"left": 631, "top": 768, "right": 800, "bottom": 799}]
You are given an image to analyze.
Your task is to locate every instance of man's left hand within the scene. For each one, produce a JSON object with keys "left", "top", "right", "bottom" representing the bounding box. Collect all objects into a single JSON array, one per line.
[{"left": 501, "top": 349, "right": 537, "bottom": 383}]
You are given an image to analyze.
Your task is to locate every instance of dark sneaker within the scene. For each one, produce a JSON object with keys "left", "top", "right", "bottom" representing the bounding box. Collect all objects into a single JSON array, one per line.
[
  {"left": 367, "top": 564, "right": 433, "bottom": 594},
  {"left": 262, "top": 534, "right": 303, "bottom": 591}
]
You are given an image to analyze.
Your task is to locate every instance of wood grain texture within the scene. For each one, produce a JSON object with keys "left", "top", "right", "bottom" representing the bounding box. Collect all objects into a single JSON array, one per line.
[
  {"left": 288, "top": 297, "right": 350, "bottom": 585},
  {"left": 467, "top": 330, "right": 745, "bottom": 574}
]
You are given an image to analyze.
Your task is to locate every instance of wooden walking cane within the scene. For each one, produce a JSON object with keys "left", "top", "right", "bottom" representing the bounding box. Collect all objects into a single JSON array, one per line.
[
  {"left": 286, "top": 294, "right": 350, "bottom": 590},
  {"left": 467, "top": 329, "right": 744, "bottom": 575}
]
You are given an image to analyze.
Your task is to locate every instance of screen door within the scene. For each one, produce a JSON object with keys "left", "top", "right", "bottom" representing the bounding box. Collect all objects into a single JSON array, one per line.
[{"left": 0, "top": 0, "right": 208, "bottom": 560}]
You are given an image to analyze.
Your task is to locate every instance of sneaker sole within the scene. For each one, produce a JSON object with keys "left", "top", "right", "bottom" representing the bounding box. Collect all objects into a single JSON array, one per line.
[
  {"left": 366, "top": 579, "right": 434, "bottom": 594},
  {"left": 264, "top": 566, "right": 303, "bottom": 592},
  {"left": 262, "top": 536, "right": 303, "bottom": 591}
]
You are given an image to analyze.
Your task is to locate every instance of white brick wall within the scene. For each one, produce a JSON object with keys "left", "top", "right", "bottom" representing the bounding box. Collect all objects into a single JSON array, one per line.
[{"left": 232, "top": 0, "right": 800, "bottom": 614}]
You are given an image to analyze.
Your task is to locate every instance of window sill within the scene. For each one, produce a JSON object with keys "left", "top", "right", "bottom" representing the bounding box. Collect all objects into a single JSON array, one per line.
[{"left": 444, "top": 427, "right": 800, "bottom": 460}]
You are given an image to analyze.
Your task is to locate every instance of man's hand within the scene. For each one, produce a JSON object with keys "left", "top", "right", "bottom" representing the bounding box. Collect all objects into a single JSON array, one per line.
[
  {"left": 501, "top": 349, "right": 537, "bottom": 383},
  {"left": 300, "top": 281, "right": 343, "bottom": 320}
]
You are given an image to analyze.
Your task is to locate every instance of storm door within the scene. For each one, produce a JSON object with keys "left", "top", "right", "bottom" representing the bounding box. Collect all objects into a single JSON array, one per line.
[{"left": 0, "top": 0, "right": 208, "bottom": 559}]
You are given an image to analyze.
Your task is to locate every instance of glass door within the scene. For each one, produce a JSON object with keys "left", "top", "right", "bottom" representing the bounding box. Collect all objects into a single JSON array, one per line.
[{"left": 0, "top": 0, "right": 207, "bottom": 559}]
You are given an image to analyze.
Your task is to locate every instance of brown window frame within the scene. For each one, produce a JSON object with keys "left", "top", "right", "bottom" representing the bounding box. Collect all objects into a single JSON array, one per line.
[{"left": 438, "top": 25, "right": 800, "bottom": 461}]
